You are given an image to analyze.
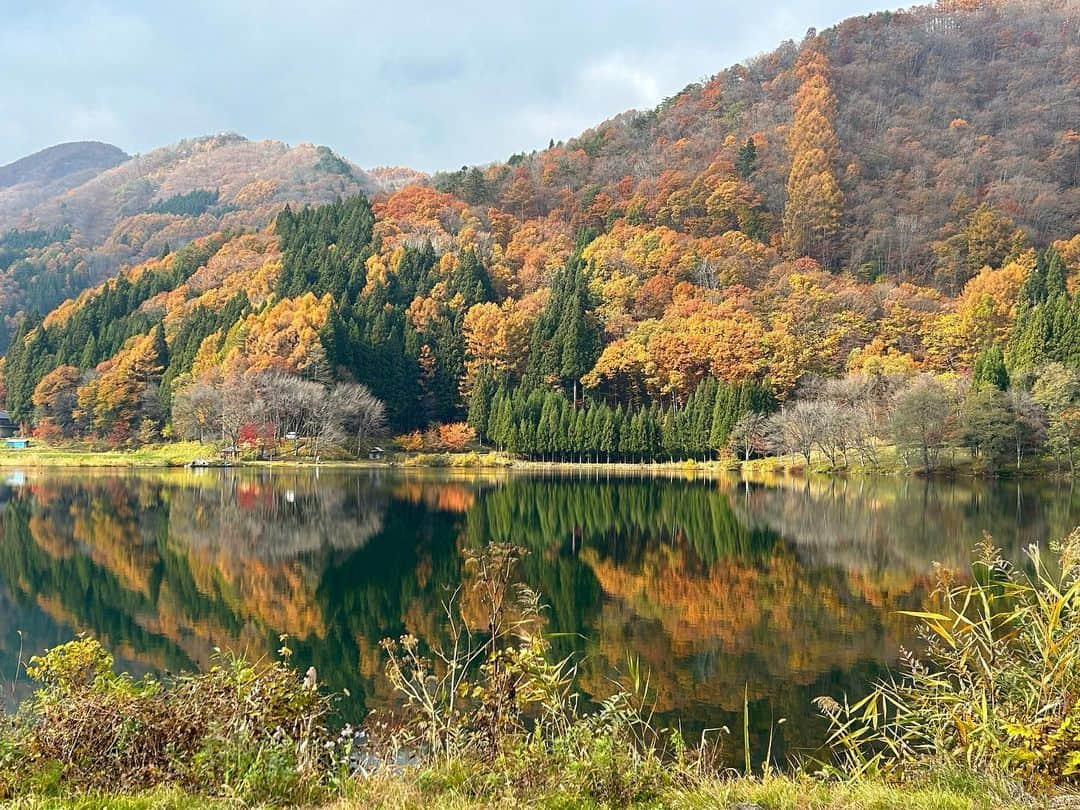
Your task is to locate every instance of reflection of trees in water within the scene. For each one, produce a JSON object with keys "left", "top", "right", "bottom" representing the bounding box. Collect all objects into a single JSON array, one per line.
[
  {"left": 0, "top": 471, "right": 393, "bottom": 675},
  {"left": 576, "top": 543, "right": 921, "bottom": 708},
  {"left": 458, "top": 475, "right": 938, "bottom": 766},
  {"left": 3, "top": 470, "right": 1077, "bottom": 763},
  {"left": 728, "top": 477, "right": 1080, "bottom": 578},
  {"left": 169, "top": 470, "right": 388, "bottom": 560},
  {"left": 463, "top": 477, "right": 776, "bottom": 564}
]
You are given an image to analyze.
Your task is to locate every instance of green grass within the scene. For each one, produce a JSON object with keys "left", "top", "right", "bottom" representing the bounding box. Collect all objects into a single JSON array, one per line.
[
  {"left": 0, "top": 441, "right": 1065, "bottom": 479},
  {"left": 0, "top": 441, "right": 219, "bottom": 468},
  {"left": 3, "top": 773, "right": 1028, "bottom": 809}
]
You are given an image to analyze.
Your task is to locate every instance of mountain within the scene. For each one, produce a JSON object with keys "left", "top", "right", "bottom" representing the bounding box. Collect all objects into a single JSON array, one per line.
[
  {"left": 0, "top": 134, "right": 419, "bottom": 346},
  {"left": 0, "top": 141, "right": 128, "bottom": 191},
  {"left": 434, "top": 0, "right": 1078, "bottom": 290},
  {"left": 2, "top": 0, "right": 1078, "bottom": 448},
  {"left": 0, "top": 142, "right": 130, "bottom": 232}
]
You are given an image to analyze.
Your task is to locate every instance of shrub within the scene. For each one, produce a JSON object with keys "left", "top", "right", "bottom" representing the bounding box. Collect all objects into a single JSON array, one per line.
[
  {"left": 818, "top": 528, "right": 1080, "bottom": 790},
  {"left": 437, "top": 422, "right": 477, "bottom": 451},
  {"left": 4, "top": 637, "right": 334, "bottom": 804},
  {"left": 371, "top": 543, "right": 679, "bottom": 805},
  {"left": 395, "top": 431, "right": 425, "bottom": 452}
]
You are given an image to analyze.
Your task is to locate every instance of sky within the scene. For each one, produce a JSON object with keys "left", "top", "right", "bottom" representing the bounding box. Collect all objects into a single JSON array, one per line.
[{"left": 0, "top": 0, "right": 898, "bottom": 173}]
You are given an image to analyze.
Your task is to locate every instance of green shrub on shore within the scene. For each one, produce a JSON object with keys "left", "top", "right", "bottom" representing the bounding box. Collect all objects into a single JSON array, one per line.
[{"left": 1, "top": 637, "right": 337, "bottom": 805}]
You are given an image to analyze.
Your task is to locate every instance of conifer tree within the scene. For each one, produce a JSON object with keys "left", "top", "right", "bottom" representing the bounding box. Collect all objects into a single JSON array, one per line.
[
  {"left": 783, "top": 44, "right": 844, "bottom": 264},
  {"left": 973, "top": 344, "right": 1010, "bottom": 391}
]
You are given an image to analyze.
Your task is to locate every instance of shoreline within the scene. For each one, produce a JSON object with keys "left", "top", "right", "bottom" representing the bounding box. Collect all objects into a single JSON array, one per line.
[{"left": 0, "top": 443, "right": 1072, "bottom": 480}]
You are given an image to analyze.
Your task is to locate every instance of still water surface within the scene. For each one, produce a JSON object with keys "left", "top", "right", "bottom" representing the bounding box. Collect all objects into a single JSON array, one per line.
[{"left": 0, "top": 468, "right": 1076, "bottom": 764}]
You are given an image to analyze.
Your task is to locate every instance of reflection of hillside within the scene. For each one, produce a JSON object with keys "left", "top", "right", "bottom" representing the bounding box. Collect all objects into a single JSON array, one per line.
[
  {"left": 727, "top": 477, "right": 1079, "bottom": 579},
  {"left": 392, "top": 480, "right": 476, "bottom": 513},
  {"left": 169, "top": 472, "right": 387, "bottom": 559},
  {"left": 0, "top": 471, "right": 393, "bottom": 673},
  {"left": 465, "top": 478, "right": 772, "bottom": 565},
  {"left": 165, "top": 472, "right": 390, "bottom": 637},
  {"left": 578, "top": 540, "right": 923, "bottom": 714},
  {"left": 3, "top": 469, "right": 1076, "bottom": 766}
]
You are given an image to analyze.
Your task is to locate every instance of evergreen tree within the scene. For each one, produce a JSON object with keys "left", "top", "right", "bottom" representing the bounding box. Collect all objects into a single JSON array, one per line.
[
  {"left": 735, "top": 137, "right": 757, "bottom": 178},
  {"left": 467, "top": 365, "right": 498, "bottom": 445},
  {"left": 527, "top": 251, "right": 601, "bottom": 402},
  {"left": 973, "top": 344, "right": 1010, "bottom": 391}
]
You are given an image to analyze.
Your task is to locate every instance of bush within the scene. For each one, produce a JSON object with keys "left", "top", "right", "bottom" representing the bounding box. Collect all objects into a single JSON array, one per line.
[
  {"left": 819, "top": 529, "right": 1080, "bottom": 790},
  {"left": 436, "top": 422, "right": 477, "bottom": 452},
  {"left": 3, "top": 637, "right": 334, "bottom": 804}
]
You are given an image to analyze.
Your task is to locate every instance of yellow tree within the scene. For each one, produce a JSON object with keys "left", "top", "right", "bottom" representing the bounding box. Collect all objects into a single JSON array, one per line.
[
  {"left": 32, "top": 364, "right": 81, "bottom": 436},
  {"left": 782, "top": 44, "right": 844, "bottom": 264}
]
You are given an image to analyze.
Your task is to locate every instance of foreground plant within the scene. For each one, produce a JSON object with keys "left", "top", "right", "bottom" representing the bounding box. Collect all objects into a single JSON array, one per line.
[
  {"left": 373, "top": 543, "right": 698, "bottom": 805},
  {"left": 818, "top": 527, "right": 1080, "bottom": 790},
  {"left": 0, "top": 637, "right": 335, "bottom": 804}
]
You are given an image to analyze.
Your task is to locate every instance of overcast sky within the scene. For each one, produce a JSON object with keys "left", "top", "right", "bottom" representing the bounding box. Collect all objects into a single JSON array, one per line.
[{"left": 1, "top": 0, "right": 898, "bottom": 172}]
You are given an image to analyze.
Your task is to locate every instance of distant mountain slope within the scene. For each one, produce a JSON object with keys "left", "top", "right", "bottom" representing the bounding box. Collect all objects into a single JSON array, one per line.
[
  {"left": 0, "top": 141, "right": 128, "bottom": 189},
  {"left": 8, "top": 134, "right": 380, "bottom": 245},
  {"left": 0, "top": 141, "right": 129, "bottom": 226},
  {"left": 0, "top": 134, "right": 421, "bottom": 345}
]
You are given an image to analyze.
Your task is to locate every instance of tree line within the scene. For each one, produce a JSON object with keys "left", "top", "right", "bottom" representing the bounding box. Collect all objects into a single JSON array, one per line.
[
  {"left": 466, "top": 374, "right": 775, "bottom": 463},
  {"left": 759, "top": 354, "right": 1077, "bottom": 474}
]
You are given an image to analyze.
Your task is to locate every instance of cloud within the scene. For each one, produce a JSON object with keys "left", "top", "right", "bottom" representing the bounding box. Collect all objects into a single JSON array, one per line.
[
  {"left": 378, "top": 54, "right": 469, "bottom": 87},
  {"left": 581, "top": 54, "right": 662, "bottom": 108},
  {"left": 0, "top": 0, "right": 901, "bottom": 171}
]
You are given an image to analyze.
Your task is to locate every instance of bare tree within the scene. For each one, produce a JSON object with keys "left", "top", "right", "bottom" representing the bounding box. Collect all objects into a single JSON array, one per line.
[
  {"left": 728, "top": 411, "right": 769, "bottom": 461},
  {"left": 1031, "top": 362, "right": 1080, "bottom": 474},
  {"left": 299, "top": 381, "right": 341, "bottom": 463},
  {"left": 331, "top": 382, "right": 389, "bottom": 455},
  {"left": 766, "top": 401, "right": 824, "bottom": 466},
  {"left": 890, "top": 374, "right": 954, "bottom": 471},
  {"left": 219, "top": 372, "right": 261, "bottom": 450},
  {"left": 1006, "top": 389, "right": 1048, "bottom": 473},
  {"left": 171, "top": 379, "right": 222, "bottom": 442}
]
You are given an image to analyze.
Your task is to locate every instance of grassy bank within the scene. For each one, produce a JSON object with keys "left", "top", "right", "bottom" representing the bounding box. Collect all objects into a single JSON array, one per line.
[
  {"left": 0, "top": 441, "right": 1070, "bottom": 479},
  {"left": 0, "top": 441, "right": 218, "bottom": 468},
  {"left": 1, "top": 772, "right": 1028, "bottom": 809}
]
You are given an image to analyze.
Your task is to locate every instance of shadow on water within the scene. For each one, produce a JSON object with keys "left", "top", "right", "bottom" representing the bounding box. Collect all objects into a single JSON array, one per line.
[{"left": 0, "top": 467, "right": 1075, "bottom": 765}]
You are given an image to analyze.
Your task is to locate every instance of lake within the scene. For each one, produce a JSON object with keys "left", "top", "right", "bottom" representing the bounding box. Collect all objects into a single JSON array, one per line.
[{"left": 0, "top": 467, "right": 1076, "bottom": 765}]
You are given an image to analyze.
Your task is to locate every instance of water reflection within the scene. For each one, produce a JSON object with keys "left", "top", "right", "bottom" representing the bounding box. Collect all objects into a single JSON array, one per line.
[{"left": 0, "top": 468, "right": 1075, "bottom": 764}]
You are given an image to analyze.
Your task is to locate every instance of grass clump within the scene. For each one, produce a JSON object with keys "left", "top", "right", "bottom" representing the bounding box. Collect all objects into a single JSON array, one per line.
[{"left": 819, "top": 528, "right": 1080, "bottom": 792}]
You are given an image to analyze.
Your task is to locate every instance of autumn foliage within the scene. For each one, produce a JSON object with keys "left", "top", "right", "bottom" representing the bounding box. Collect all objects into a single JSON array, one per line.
[{"left": 1, "top": 1, "right": 1077, "bottom": 454}]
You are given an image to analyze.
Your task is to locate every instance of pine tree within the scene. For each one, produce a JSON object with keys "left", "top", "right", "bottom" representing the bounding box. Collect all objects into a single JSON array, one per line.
[
  {"left": 735, "top": 137, "right": 757, "bottom": 178},
  {"left": 151, "top": 322, "right": 169, "bottom": 371},
  {"left": 973, "top": 344, "right": 1010, "bottom": 391},
  {"left": 467, "top": 365, "right": 498, "bottom": 445},
  {"left": 527, "top": 251, "right": 600, "bottom": 402}
]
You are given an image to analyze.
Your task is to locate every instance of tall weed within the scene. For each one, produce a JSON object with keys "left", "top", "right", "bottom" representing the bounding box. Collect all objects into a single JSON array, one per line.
[{"left": 818, "top": 528, "right": 1080, "bottom": 789}]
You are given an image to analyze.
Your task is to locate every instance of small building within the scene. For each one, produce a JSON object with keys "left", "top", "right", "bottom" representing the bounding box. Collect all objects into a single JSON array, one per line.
[
  {"left": 219, "top": 446, "right": 239, "bottom": 463},
  {"left": 6, "top": 437, "right": 30, "bottom": 449},
  {"left": 0, "top": 411, "right": 16, "bottom": 439},
  {"left": 367, "top": 446, "right": 385, "bottom": 460}
]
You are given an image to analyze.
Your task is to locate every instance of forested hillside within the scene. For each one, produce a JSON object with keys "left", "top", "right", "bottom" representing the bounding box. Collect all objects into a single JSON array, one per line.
[
  {"left": 2, "top": 0, "right": 1078, "bottom": 468},
  {"left": 0, "top": 134, "right": 411, "bottom": 348}
]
